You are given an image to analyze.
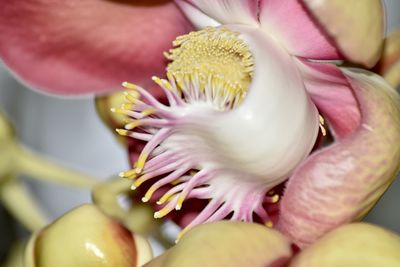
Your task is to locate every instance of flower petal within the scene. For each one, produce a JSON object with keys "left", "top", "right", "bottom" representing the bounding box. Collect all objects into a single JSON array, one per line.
[
  {"left": 303, "top": 0, "right": 385, "bottom": 68},
  {"left": 0, "top": 1, "right": 192, "bottom": 96},
  {"left": 296, "top": 59, "right": 360, "bottom": 139},
  {"left": 376, "top": 30, "right": 400, "bottom": 88},
  {"left": 145, "top": 221, "right": 293, "bottom": 267},
  {"left": 26, "top": 204, "right": 153, "bottom": 267},
  {"left": 175, "top": 0, "right": 220, "bottom": 29},
  {"left": 290, "top": 223, "right": 400, "bottom": 267},
  {"left": 178, "top": 0, "right": 259, "bottom": 27},
  {"left": 277, "top": 69, "right": 400, "bottom": 248},
  {"left": 259, "top": 0, "right": 341, "bottom": 60}
]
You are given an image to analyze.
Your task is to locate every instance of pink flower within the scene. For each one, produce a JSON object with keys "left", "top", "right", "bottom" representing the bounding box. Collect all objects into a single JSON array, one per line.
[
  {"left": 0, "top": 0, "right": 193, "bottom": 95},
  {"left": 114, "top": 0, "right": 400, "bottom": 247},
  {"left": 1, "top": 0, "right": 399, "bottom": 249}
]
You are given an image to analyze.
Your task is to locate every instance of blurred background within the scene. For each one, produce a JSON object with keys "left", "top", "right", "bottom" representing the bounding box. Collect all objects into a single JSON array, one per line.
[{"left": 0, "top": 0, "right": 399, "bottom": 261}]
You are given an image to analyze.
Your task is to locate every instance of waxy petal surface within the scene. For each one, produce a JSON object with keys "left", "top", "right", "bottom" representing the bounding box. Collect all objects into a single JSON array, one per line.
[
  {"left": 277, "top": 69, "right": 400, "bottom": 248},
  {"left": 297, "top": 60, "right": 360, "bottom": 139},
  {"left": 26, "top": 204, "right": 152, "bottom": 267},
  {"left": 259, "top": 0, "right": 341, "bottom": 60},
  {"left": 175, "top": 0, "right": 220, "bottom": 29},
  {"left": 179, "top": 0, "right": 259, "bottom": 27},
  {"left": 291, "top": 223, "right": 400, "bottom": 267},
  {"left": 0, "top": 0, "right": 192, "bottom": 96},
  {"left": 303, "top": 0, "right": 385, "bottom": 68},
  {"left": 145, "top": 221, "right": 293, "bottom": 267}
]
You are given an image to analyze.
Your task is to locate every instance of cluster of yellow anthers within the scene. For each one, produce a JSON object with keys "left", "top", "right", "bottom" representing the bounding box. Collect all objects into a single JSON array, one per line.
[{"left": 165, "top": 27, "right": 254, "bottom": 109}]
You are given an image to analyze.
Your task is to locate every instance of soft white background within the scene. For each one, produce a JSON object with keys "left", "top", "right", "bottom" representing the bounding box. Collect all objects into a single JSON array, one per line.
[{"left": 0, "top": 0, "right": 399, "bottom": 231}]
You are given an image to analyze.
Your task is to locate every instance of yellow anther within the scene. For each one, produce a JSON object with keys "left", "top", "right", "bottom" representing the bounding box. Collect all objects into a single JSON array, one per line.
[
  {"left": 271, "top": 194, "right": 280, "bottom": 203},
  {"left": 143, "top": 186, "right": 157, "bottom": 203},
  {"left": 154, "top": 206, "right": 173, "bottom": 219},
  {"left": 319, "top": 115, "right": 327, "bottom": 136},
  {"left": 119, "top": 169, "right": 138, "bottom": 180},
  {"left": 157, "top": 192, "right": 177, "bottom": 205},
  {"left": 175, "top": 194, "right": 187, "bottom": 210},
  {"left": 132, "top": 174, "right": 149, "bottom": 188},
  {"left": 135, "top": 154, "right": 148, "bottom": 174},
  {"left": 141, "top": 108, "right": 156, "bottom": 117},
  {"left": 319, "top": 125, "right": 327, "bottom": 136},
  {"left": 319, "top": 115, "right": 325, "bottom": 124},
  {"left": 151, "top": 76, "right": 168, "bottom": 89},
  {"left": 121, "top": 103, "right": 134, "bottom": 110},
  {"left": 115, "top": 129, "right": 129, "bottom": 136},
  {"left": 122, "top": 81, "right": 138, "bottom": 90},
  {"left": 124, "top": 93, "right": 139, "bottom": 104},
  {"left": 124, "top": 120, "right": 141, "bottom": 130},
  {"left": 166, "top": 27, "right": 253, "bottom": 108},
  {"left": 111, "top": 108, "right": 132, "bottom": 116},
  {"left": 266, "top": 221, "right": 274, "bottom": 228}
]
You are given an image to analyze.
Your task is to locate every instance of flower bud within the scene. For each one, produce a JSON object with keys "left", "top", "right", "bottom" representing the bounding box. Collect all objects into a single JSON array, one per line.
[
  {"left": 145, "top": 221, "right": 293, "bottom": 267},
  {"left": 25, "top": 204, "right": 152, "bottom": 267},
  {"left": 95, "top": 91, "right": 129, "bottom": 145},
  {"left": 290, "top": 223, "right": 400, "bottom": 267}
]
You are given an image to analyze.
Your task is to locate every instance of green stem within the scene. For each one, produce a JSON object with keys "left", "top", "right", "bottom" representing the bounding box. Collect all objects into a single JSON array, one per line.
[
  {"left": 92, "top": 177, "right": 131, "bottom": 219},
  {"left": 0, "top": 178, "right": 48, "bottom": 232},
  {"left": 15, "top": 145, "right": 98, "bottom": 188}
]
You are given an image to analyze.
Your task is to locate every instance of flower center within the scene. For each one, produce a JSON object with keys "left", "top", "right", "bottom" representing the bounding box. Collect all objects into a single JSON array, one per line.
[
  {"left": 165, "top": 27, "right": 254, "bottom": 109},
  {"left": 115, "top": 25, "right": 320, "bottom": 238}
]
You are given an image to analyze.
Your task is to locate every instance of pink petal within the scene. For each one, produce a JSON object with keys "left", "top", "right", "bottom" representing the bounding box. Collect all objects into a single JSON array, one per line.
[
  {"left": 277, "top": 69, "right": 400, "bottom": 248},
  {"left": 179, "top": 0, "right": 259, "bottom": 27},
  {"left": 296, "top": 59, "right": 360, "bottom": 139},
  {"left": 0, "top": 1, "right": 192, "bottom": 96},
  {"left": 259, "top": 0, "right": 341, "bottom": 60},
  {"left": 303, "top": 0, "right": 385, "bottom": 68}
]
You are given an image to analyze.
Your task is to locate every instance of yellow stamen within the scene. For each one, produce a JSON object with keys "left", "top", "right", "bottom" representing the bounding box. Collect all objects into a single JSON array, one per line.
[
  {"left": 115, "top": 129, "right": 129, "bottom": 136},
  {"left": 124, "top": 93, "right": 139, "bottom": 104},
  {"left": 141, "top": 108, "right": 156, "bottom": 117},
  {"left": 154, "top": 206, "right": 173, "bottom": 219},
  {"left": 319, "top": 115, "right": 327, "bottom": 136},
  {"left": 132, "top": 174, "right": 149, "bottom": 188},
  {"left": 157, "top": 192, "right": 177, "bottom": 205},
  {"left": 175, "top": 194, "right": 187, "bottom": 210},
  {"left": 152, "top": 76, "right": 174, "bottom": 91},
  {"left": 266, "top": 221, "right": 274, "bottom": 228},
  {"left": 271, "top": 194, "right": 280, "bottom": 203},
  {"left": 143, "top": 186, "right": 158, "bottom": 203},
  {"left": 135, "top": 154, "right": 148, "bottom": 174},
  {"left": 121, "top": 103, "right": 134, "bottom": 110},
  {"left": 111, "top": 107, "right": 132, "bottom": 115},
  {"left": 124, "top": 120, "right": 142, "bottom": 130},
  {"left": 165, "top": 27, "right": 254, "bottom": 106},
  {"left": 122, "top": 81, "right": 138, "bottom": 90},
  {"left": 118, "top": 169, "right": 138, "bottom": 179}
]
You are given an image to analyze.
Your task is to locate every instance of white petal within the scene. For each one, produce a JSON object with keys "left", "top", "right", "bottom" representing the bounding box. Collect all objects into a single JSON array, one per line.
[
  {"left": 176, "top": 0, "right": 259, "bottom": 27},
  {"left": 213, "top": 25, "right": 319, "bottom": 180},
  {"left": 175, "top": 0, "right": 220, "bottom": 29}
]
